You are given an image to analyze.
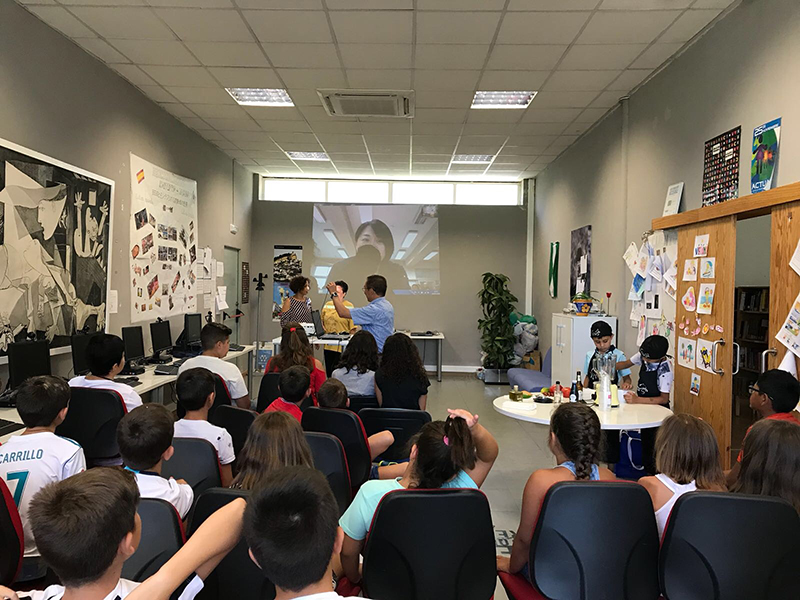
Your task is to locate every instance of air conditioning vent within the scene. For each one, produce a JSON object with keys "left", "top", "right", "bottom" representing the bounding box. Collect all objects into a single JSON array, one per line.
[{"left": 317, "top": 89, "right": 415, "bottom": 118}]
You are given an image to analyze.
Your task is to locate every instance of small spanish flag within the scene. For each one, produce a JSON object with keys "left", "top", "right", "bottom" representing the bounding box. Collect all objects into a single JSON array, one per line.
[{"left": 136, "top": 169, "right": 145, "bottom": 183}]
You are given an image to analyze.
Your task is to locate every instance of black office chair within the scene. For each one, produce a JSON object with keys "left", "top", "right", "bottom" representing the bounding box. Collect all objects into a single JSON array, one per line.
[
  {"left": 121, "top": 498, "right": 185, "bottom": 582},
  {"left": 0, "top": 479, "right": 23, "bottom": 585},
  {"left": 498, "top": 481, "right": 660, "bottom": 600},
  {"left": 362, "top": 489, "right": 496, "bottom": 600},
  {"left": 162, "top": 438, "right": 222, "bottom": 496},
  {"left": 177, "top": 374, "right": 232, "bottom": 420},
  {"left": 57, "top": 387, "right": 127, "bottom": 464},
  {"left": 301, "top": 407, "right": 372, "bottom": 491},
  {"left": 211, "top": 405, "right": 257, "bottom": 459},
  {"left": 305, "top": 432, "right": 352, "bottom": 515},
  {"left": 660, "top": 492, "right": 800, "bottom": 600},
  {"left": 359, "top": 408, "right": 431, "bottom": 462},
  {"left": 256, "top": 373, "right": 281, "bottom": 413},
  {"left": 348, "top": 395, "right": 379, "bottom": 413},
  {"left": 189, "top": 488, "right": 275, "bottom": 600}
]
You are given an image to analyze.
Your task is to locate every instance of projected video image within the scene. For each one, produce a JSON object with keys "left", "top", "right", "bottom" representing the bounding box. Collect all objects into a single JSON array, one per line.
[{"left": 311, "top": 204, "right": 440, "bottom": 296}]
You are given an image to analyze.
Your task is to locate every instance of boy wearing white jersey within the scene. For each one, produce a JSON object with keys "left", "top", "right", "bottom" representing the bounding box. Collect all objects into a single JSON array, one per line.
[
  {"left": 178, "top": 323, "right": 249, "bottom": 409},
  {"left": 116, "top": 404, "right": 193, "bottom": 519},
  {"left": 174, "top": 368, "right": 235, "bottom": 487},
  {"left": 0, "top": 376, "right": 85, "bottom": 581},
  {"left": 69, "top": 333, "right": 142, "bottom": 413}
]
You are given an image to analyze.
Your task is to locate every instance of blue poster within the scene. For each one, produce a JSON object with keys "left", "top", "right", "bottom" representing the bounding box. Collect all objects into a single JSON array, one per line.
[{"left": 751, "top": 118, "right": 781, "bottom": 194}]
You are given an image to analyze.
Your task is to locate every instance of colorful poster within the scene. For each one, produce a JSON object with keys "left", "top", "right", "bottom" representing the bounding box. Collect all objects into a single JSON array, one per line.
[
  {"left": 682, "top": 259, "right": 698, "bottom": 281},
  {"left": 129, "top": 154, "right": 197, "bottom": 322},
  {"left": 700, "top": 257, "right": 716, "bottom": 279},
  {"left": 697, "top": 283, "right": 716, "bottom": 315},
  {"left": 776, "top": 291, "right": 800, "bottom": 358},
  {"left": 696, "top": 338, "right": 715, "bottom": 373},
  {"left": 690, "top": 373, "right": 701, "bottom": 396},
  {"left": 272, "top": 245, "right": 303, "bottom": 321},
  {"left": 751, "top": 118, "right": 781, "bottom": 194},
  {"left": 677, "top": 336, "right": 696, "bottom": 369},
  {"left": 702, "top": 126, "right": 741, "bottom": 206}
]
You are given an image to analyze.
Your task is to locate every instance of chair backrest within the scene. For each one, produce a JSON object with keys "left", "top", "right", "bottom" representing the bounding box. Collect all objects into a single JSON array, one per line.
[
  {"left": 305, "top": 432, "right": 351, "bottom": 515},
  {"left": 301, "top": 407, "right": 372, "bottom": 490},
  {"left": 362, "top": 489, "right": 496, "bottom": 600},
  {"left": 359, "top": 408, "right": 432, "bottom": 462},
  {"left": 56, "top": 387, "right": 126, "bottom": 461},
  {"left": 121, "top": 498, "right": 184, "bottom": 582},
  {"left": 161, "top": 437, "right": 222, "bottom": 496},
  {"left": 348, "top": 395, "right": 379, "bottom": 413},
  {"left": 0, "top": 478, "right": 23, "bottom": 585},
  {"left": 256, "top": 373, "right": 281, "bottom": 413},
  {"left": 177, "top": 374, "right": 232, "bottom": 420},
  {"left": 210, "top": 404, "right": 256, "bottom": 459},
  {"left": 529, "top": 481, "right": 659, "bottom": 600},
  {"left": 660, "top": 491, "right": 800, "bottom": 600},
  {"left": 189, "top": 488, "right": 276, "bottom": 600}
]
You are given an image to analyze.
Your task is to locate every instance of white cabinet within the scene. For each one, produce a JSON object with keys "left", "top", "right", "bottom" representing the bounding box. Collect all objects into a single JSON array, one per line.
[{"left": 551, "top": 313, "right": 618, "bottom": 386}]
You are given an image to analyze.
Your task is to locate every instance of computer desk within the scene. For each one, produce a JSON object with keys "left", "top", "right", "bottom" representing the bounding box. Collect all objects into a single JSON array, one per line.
[{"left": 0, "top": 345, "right": 255, "bottom": 444}]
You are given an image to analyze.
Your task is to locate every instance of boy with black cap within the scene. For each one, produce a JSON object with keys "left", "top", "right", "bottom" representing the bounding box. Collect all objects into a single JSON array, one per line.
[{"left": 583, "top": 320, "right": 632, "bottom": 390}]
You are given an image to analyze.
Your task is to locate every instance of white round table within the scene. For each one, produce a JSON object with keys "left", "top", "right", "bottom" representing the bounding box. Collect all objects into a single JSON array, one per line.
[{"left": 492, "top": 396, "right": 673, "bottom": 430}]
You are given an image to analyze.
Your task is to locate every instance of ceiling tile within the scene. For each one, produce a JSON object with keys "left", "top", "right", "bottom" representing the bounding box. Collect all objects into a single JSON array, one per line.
[
  {"left": 69, "top": 7, "right": 174, "bottom": 39},
  {"left": 413, "top": 134, "right": 459, "bottom": 145},
  {"left": 74, "top": 38, "right": 129, "bottom": 63},
  {"left": 256, "top": 120, "right": 313, "bottom": 132},
  {"left": 185, "top": 42, "right": 268, "bottom": 67},
  {"left": 297, "top": 106, "right": 338, "bottom": 121},
  {"left": 543, "top": 70, "right": 621, "bottom": 91},
  {"left": 607, "top": 68, "right": 651, "bottom": 90},
  {"left": 530, "top": 91, "right": 599, "bottom": 108},
  {"left": 346, "top": 69, "right": 411, "bottom": 88},
  {"left": 416, "top": 12, "right": 502, "bottom": 44},
  {"left": 278, "top": 68, "right": 346, "bottom": 88},
  {"left": 460, "top": 123, "right": 514, "bottom": 135},
  {"left": 415, "top": 90, "right": 473, "bottom": 109},
  {"left": 321, "top": 141, "right": 368, "bottom": 151},
  {"left": 360, "top": 122, "right": 410, "bottom": 134},
  {"left": 600, "top": 0, "right": 692, "bottom": 7},
  {"left": 486, "top": 45, "right": 567, "bottom": 70},
  {"left": 365, "top": 134, "right": 410, "bottom": 145},
  {"left": 414, "top": 45, "right": 490, "bottom": 70},
  {"left": 137, "top": 85, "right": 178, "bottom": 103},
  {"left": 261, "top": 43, "right": 340, "bottom": 68},
  {"left": 478, "top": 70, "right": 548, "bottom": 89},
  {"left": 496, "top": 11, "right": 591, "bottom": 44},
  {"left": 589, "top": 90, "right": 623, "bottom": 108},
  {"left": 204, "top": 117, "right": 262, "bottom": 131},
  {"left": 243, "top": 106, "right": 305, "bottom": 120},
  {"left": 562, "top": 121, "right": 594, "bottom": 135},
  {"left": 414, "top": 70, "right": 481, "bottom": 91},
  {"left": 243, "top": 10, "right": 332, "bottom": 43},
  {"left": 339, "top": 44, "right": 412, "bottom": 69},
  {"left": 692, "top": 0, "right": 736, "bottom": 7},
  {"left": 109, "top": 40, "right": 198, "bottom": 65},
  {"left": 27, "top": 7, "right": 97, "bottom": 38},
  {"left": 283, "top": 89, "right": 323, "bottom": 107},
  {"left": 185, "top": 103, "right": 248, "bottom": 118},
  {"left": 17, "top": 0, "right": 58, "bottom": 5},
  {"left": 574, "top": 107, "right": 610, "bottom": 122},
  {"left": 466, "top": 109, "right": 526, "bottom": 123},
  {"left": 308, "top": 121, "right": 363, "bottom": 133},
  {"left": 330, "top": 11, "right": 412, "bottom": 44},
  {"left": 155, "top": 9, "right": 253, "bottom": 42},
  {"left": 522, "top": 107, "right": 582, "bottom": 122},
  {"left": 110, "top": 64, "right": 157, "bottom": 85},
  {"left": 327, "top": 0, "right": 411, "bottom": 7},
  {"left": 141, "top": 65, "right": 218, "bottom": 86},
  {"left": 165, "top": 85, "right": 235, "bottom": 103},
  {"left": 413, "top": 108, "right": 468, "bottom": 123},
  {"left": 145, "top": 0, "right": 235, "bottom": 7},
  {"left": 559, "top": 44, "right": 647, "bottom": 70},
  {"left": 207, "top": 67, "right": 281, "bottom": 87},
  {"left": 514, "top": 122, "right": 567, "bottom": 135},
  {"left": 159, "top": 102, "right": 196, "bottom": 118},
  {"left": 412, "top": 144, "right": 458, "bottom": 153},
  {"left": 180, "top": 116, "right": 213, "bottom": 130},
  {"left": 414, "top": 123, "right": 464, "bottom": 134},
  {"left": 317, "top": 134, "right": 365, "bottom": 145},
  {"left": 659, "top": 9, "right": 722, "bottom": 43},
  {"left": 507, "top": 0, "right": 598, "bottom": 9},
  {"left": 577, "top": 11, "right": 681, "bottom": 43},
  {"left": 629, "top": 42, "right": 684, "bottom": 68}
]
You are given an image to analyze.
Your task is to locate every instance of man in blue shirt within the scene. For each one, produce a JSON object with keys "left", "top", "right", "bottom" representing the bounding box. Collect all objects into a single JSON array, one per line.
[{"left": 326, "top": 274, "right": 394, "bottom": 352}]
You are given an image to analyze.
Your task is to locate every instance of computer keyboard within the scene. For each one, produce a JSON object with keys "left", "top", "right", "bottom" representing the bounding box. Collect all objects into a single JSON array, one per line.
[
  {"left": 155, "top": 364, "right": 179, "bottom": 376},
  {"left": 229, "top": 344, "right": 245, "bottom": 352},
  {"left": 114, "top": 377, "right": 142, "bottom": 388},
  {"left": 0, "top": 418, "right": 24, "bottom": 437}
]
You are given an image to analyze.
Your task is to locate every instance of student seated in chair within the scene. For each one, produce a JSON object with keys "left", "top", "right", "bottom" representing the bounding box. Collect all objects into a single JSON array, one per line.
[
  {"left": 175, "top": 368, "right": 235, "bottom": 487},
  {"left": 123, "top": 467, "right": 375, "bottom": 600},
  {"left": 178, "top": 322, "right": 250, "bottom": 409},
  {"left": 69, "top": 333, "right": 143, "bottom": 412},
  {"left": 0, "top": 376, "right": 86, "bottom": 582},
  {"left": 374, "top": 333, "right": 430, "bottom": 411},
  {"left": 0, "top": 468, "right": 207, "bottom": 600},
  {"left": 117, "top": 404, "right": 194, "bottom": 519},
  {"left": 264, "top": 365, "right": 312, "bottom": 422}
]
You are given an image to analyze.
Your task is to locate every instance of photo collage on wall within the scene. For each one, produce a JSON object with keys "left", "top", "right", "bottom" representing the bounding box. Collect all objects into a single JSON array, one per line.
[{"left": 702, "top": 126, "right": 741, "bottom": 207}]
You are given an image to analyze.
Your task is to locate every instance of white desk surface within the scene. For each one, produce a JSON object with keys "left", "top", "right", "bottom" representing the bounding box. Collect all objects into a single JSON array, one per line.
[
  {"left": 492, "top": 395, "right": 672, "bottom": 430},
  {"left": 0, "top": 346, "right": 254, "bottom": 444}
]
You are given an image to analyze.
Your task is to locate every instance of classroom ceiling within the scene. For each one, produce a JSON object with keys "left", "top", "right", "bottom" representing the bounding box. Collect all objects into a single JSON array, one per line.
[{"left": 18, "top": 0, "right": 737, "bottom": 181}]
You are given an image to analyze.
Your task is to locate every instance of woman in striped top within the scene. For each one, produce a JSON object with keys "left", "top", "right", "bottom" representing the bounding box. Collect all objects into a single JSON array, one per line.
[{"left": 280, "top": 275, "right": 312, "bottom": 327}]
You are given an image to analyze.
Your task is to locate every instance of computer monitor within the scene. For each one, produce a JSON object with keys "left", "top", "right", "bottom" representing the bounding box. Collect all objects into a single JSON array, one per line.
[
  {"left": 149, "top": 320, "right": 172, "bottom": 363},
  {"left": 8, "top": 340, "right": 52, "bottom": 389},
  {"left": 311, "top": 310, "right": 324, "bottom": 337},
  {"left": 121, "top": 326, "right": 145, "bottom": 363},
  {"left": 71, "top": 333, "right": 98, "bottom": 376},
  {"left": 184, "top": 313, "right": 202, "bottom": 344}
]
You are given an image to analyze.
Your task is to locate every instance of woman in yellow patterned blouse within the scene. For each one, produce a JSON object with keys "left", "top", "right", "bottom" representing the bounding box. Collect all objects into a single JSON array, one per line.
[{"left": 321, "top": 280, "right": 355, "bottom": 376}]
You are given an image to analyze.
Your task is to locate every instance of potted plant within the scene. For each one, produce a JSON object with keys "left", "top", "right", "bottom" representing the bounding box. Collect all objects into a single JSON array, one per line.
[
  {"left": 478, "top": 273, "right": 518, "bottom": 384},
  {"left": 572, "top": 291, "right": 600, "bottom": 316}
]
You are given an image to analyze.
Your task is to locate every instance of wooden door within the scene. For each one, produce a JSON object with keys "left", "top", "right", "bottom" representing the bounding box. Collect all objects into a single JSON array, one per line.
[
  {"left": 769, "top": 201, "right": 800, "bottom": 374},
  {"left": 674, "top": 216, "right": 737, "bottom": 468}
]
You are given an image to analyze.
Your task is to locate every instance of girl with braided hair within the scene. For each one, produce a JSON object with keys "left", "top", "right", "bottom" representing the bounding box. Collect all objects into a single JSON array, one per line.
[{"left": 497, "top": 403, "right": 615, "bottom": 578}]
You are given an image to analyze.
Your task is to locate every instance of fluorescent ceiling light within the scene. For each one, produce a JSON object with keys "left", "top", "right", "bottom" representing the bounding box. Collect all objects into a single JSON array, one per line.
[
  {"left": 451, "top": 154, "right": 494, "bottom": 164},
  {"left": 262, "top": 178, "right": 325, "bottom": 202},
  {"left": 394, "top": 250, "right": 406, "bottom": 260},
  {"left": 287, "top": 151, "right": 329, "bottom": 161},
  {"left": 313, "top": 265, "right": 331, "bottom": 277},
  {"left": 328, "top": 181, "right": 389, "bottom": 204},
  {"left": 401, "top": 231, "right": 418, "bottom": 249},
  {"left": 424, "top": 251, "right": 438, "bottom": 261},
  {"left": 392, "top": 182, "right": 454, "bottom": 205},
  {"left": 225, "top": 88, "right": 294, "bottom": 106},
  {"left": 455, "top": 183, "right": 520, "bottom": 206},
  {"left": 324, "top": 229, "right": 342, "bottom": 247},
  {"left": 313, "top": 206, "right": 326, "bottom": 223},
  {"left": 471, "top": 91, "right": 537, "bottom": 109},
  {"left": 337, "top": 249, "right": 348, "bottom": 259}
]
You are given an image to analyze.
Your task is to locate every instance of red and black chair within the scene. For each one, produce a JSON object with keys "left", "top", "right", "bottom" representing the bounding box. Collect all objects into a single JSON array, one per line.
[
  {"left": 301, "top": 406, "right": 372, "bottom": 492},
  {"left": 499, "top": 481, "right": 659, "bottom": 600},
  {"left": 256, "top": 373, "right": 281, "bottom": 413},
  {"left": 162, "top": 437, "right": 222, "bottom": 496},
  {"left": 660, "top": 491, "right": 800, "bottom": 600},
  {"left": 121, "top": 498, "right": 185, "bottom": 582},
  {"left": 211, "top": 404, "right": 257, "bottom": 460},
  {"left": 359, "top": 408, "right": 431, "bottom": 462},
  {"left": 362, "top": 488, "right": 496, "bottom": 600},
  {"left": 57, "top": 387, "right": 126, "bottom": 465},
  {"left": 347, "top": 395, "right": 379, "bottom": 413},
  {"left": 0, "top": 478, "right": 23, "bottom": 585},
  {"left": 305, "top": 432, "right": 352, "bottom": 515}
]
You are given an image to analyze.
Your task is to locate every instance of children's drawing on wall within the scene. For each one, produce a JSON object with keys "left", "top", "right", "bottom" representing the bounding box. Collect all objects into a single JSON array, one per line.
[
  {"left": 700, "top": 257, "right": 716, "bottom": 279},
  {"left": 696, "top": 338, "right": 715, "bottom": 373},
  {"left": 690, "top": 373, "right": 701, "bottom": 396},
  {"left": 693, "top": 234, "right": 709, "bottom": 258},
  {"left": 697, "top": 283, "right": 716, "bottom": 315},
  {"left": 569, "top": 225, "right": 591, "bottom": 298},
  {"left": 677, "top": 336, "right": 695, "bottom": 369},
  {"left": 682, "top": 259, "right": 698, "bottom": 282}
]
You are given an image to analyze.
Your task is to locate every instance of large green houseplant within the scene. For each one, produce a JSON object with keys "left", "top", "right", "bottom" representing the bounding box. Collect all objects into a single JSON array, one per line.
[{"left": 478, "top": 272, "right": 518, "bottom": 384}]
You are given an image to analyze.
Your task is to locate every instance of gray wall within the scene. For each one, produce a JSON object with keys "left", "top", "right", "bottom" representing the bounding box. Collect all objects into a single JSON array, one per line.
[
  {"left": 0, "top": 0, "right": 253, "bottom": 378},
  {"left": 534, "top": 0, "right": 798, "bottom": 356},
  {"left": 250, "top": 200, "right": 529, "bottom": 367}
]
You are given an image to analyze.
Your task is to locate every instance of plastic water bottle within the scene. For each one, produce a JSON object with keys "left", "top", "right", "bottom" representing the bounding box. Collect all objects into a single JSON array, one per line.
[{"left": 554, "top": 381, "right": 563, "bottom": 404}]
